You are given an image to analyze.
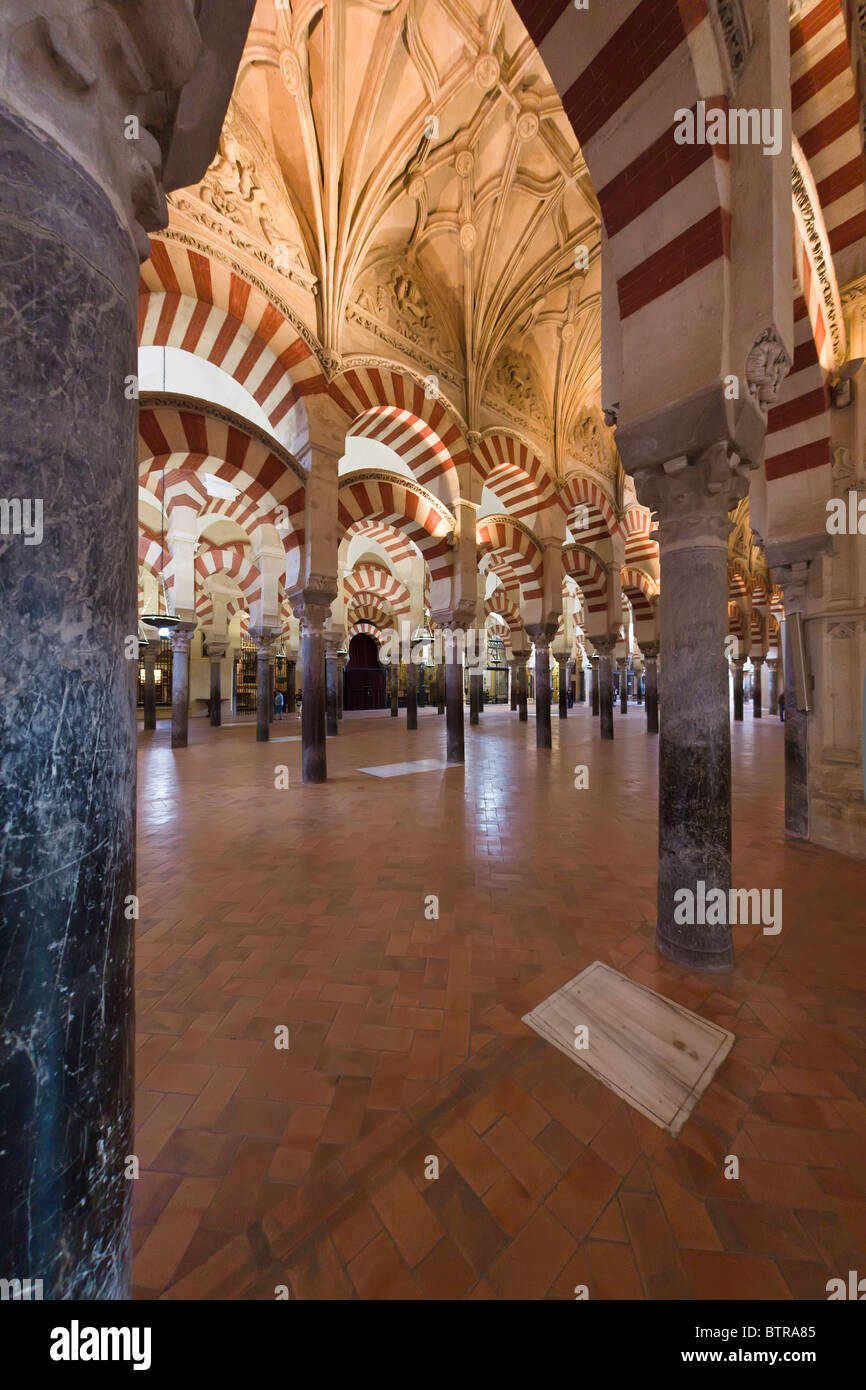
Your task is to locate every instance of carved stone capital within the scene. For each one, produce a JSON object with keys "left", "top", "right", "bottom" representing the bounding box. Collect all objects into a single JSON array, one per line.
[
  {"left": 431, "top": 600, "right": 476, "bottom": 632},
  {"left": 290, "top": 586, "right": 335, "bottom": 634},
  {"left": 590, "top": 634, "right": 617, "bottom": 657},
  {"left": 525, "top": 622, "right": 558, "bottom": 649},
  {"left": 636, "top": 442, "right": 756, "bottom": 552},
  {"left": 1, "top": 2, "right": 212, "bottom": 259},
  {"left": 170, "top": 620, "right": 196, "bottom": 655},
  {"left": 638, "top": 641, "right": 659, "bottom": 661}
]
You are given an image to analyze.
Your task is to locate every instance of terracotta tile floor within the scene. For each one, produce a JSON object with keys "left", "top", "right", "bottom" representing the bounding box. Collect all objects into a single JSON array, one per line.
[{"left": 133, "top": 702, "right": 866, "bottom": 1299}]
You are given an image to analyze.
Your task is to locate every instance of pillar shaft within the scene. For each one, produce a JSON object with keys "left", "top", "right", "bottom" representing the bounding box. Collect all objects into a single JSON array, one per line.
[
  {"left": 593, "top": 641, "right": 615, "bottom": 740},
  {"left": 591, "top": 660, "right": 600, "bottom": 716},
  {"left": 446, "top": 658, "right": 464, "bottom": 762},
  {"left": 752, "top": 659, "right": 763, "bottom": 718},
  {"left": 209, "top": 655, "right": 222, "bottom": 726},
  {"left": 578, "top": 667, "right": 586, "bottom": 705},
  {"left": 768, "top": 659, "right": 779, "bottom": 717},
  {"left": 732, "top": 659, "right": 745, "bottom": 721},
  {"left": 618, "top": 658, "right": 628, "bottom": 713},
  {"left": 469, "top": 672, "right": 481, "bottom": 725},
  {"left": 143, "top": 648, "right": 157, "bottom": 730},
  {"left": 437, "top": 664, "right": 445, "bottom": 715},
  {"left": 517, "top": 661, "right": 528, "bottom": 722},
  {"left": 557, "top": 658, "right": 568, "bottom": 719},
  {"left": 390, "top": 665, "right": 399, "bottom": 716},
  {"left": 253, "top": 640, "right": 271, "bottom": 743},
  {"left": 171, "top": 628, "right": 193, "bottom": 749},
  {"left": 325, "top": 651, "right": 338, "bottom": 737},
  {"left": 286, "top": 661, "right": 296, "bottom": 715},
  {"left": 641, "top": 646, "right": 659, "bottom": 735},
  {"left": 531, "top": 640, "right": 553, "bottom": 748},
  {"left": 406, "top": 658, "right": 418, "bottom": 730}
]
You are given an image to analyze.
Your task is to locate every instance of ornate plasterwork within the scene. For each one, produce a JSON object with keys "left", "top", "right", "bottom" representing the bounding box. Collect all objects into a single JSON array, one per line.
[
  {"left": 570, "top": 409, "right": 618, "bottom": 482},
  {"left": 792, "top": 135, "right": 846, "bottom": 370},
  {"left": 168, "top": 105, "right": 317, "bottom": 296},
  {"left": 746, "top": 328, "right": 792, "bottom": 412},
  {"left": 348, "top": 261, "right": 458, "bottom": 369},
  {"left": 715, "top": 1, "right": 752, "bottom": 78},
  {"left": 486, "top": 349, "right": 550, "bottom": 433}
]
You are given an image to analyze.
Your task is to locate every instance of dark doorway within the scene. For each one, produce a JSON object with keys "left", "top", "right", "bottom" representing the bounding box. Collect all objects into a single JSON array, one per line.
[{"left": 345, "top": 633, "right": 386, "bottom": 709}]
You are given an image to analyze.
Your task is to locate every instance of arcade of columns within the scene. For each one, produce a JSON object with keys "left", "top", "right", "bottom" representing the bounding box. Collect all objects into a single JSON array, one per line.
[{"left": 2, "top": 0, "right": 866, "bottom": 1297}]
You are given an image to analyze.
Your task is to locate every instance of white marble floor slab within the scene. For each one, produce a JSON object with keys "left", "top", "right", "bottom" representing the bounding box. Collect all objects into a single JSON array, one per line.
[
  {"left": 270, "top": 736, "right": 302, "bottom": 743},
  {"left": 522, "top": 960, "right": 734, "bottom": 1135},
  {"left": 358, "top": 758, "right": 453, "bottom": 778}
]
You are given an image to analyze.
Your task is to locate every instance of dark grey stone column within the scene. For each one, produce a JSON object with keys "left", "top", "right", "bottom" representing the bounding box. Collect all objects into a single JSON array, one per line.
[
  {"left": 768, "top": 658, "right": 780, "bottom": 717},
  {"left": 752, "top": 657, "right": 764, "bottom": 718},
  {"left": 515, "top": 655, "right": 528, "bottom": 722},
  {"left": 469, "top": 672, "right": 481, "bottom": 725},
  {"left": 209, "top": 651, "right": 223, "bottom": 726},
  {"left": 618, "top": 657, "right": 628, "bottom": 713},
  {"left": 252, "top": 631, "right": 273, "bottom": 743},
  {"left": 732, "top": 657, "right": 745, "bottom": 721},
  {"left": 170, "top": 624, "right": 195, "bottom": 749},
  {"left": 142, "top": 643, "right": 157, "bottom": 730},
  {"left": 292, "top": 593, "right": 333, "bottom": 783},
  {"left": 768, "top": 559, "right": 813, "bottom": 839},
  {"left": 593, "top": 637, "right": 615, "bottom": 741},
  {"left": 406, "top": 656, "right": 419, "bottom": 730},
  {"left": 629, "top": 443, "right": 754, "bottom": 972},
  {"left": 325, "top": 647, "right": 339, "bottom": 737},
  {"left": 286, "top": 660, "right": 296, "bottom": 715},
  {"left": 527, "top": 628, "right": 554, "bottom": 748},
  {"left": 640, "top": 643, "right": 659, "bottom": 734},
  {"left": 0, "top": 107, "right": 136, "bottom": 1298},
  {"left": 578, "top": 666, "right": 586, "bottom": 704},
  {"left": 337, "top": 655, "right": 345, "bottom": 719},
  {"left": 437, "top": 663, "right": 445, "bottom": 714},
  {"left": 635, "top": 663, "right": 643, "bottom": 704},
  {"left": 509, "top": 661, "right": 518, "bottom": 710},
  {"left": 591, "top": 657, "right": 600, "bottom": 715},
  {"left": 557, "top": 656, "right": 568, "bottom": 719},
  {"left": 446, "top": 655, "right": 465, "bottom": 762},
  {"left": 390, "top": 664, "right": 399, "bottom": 716}
]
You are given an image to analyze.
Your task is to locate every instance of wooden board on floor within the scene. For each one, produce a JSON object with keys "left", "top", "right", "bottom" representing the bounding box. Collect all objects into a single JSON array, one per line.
[{"left": 522, "top": 960, "right": 734, "bottom": 1135}]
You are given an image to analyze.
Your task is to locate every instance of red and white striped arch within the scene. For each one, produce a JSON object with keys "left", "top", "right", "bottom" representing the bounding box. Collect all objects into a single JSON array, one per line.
[
  {"left": 343, "top": 518, "right": 419, "bottom": 566},
  {"left": 481, "top": 551, "right": 522, "bottom": 600},
  {"left": 346, "top": 598, "right": 396, "bottom": 629},
  {"left": 476, "top": 518, "right": 543, "bottom": 603},
  {"left": 622, "top": 504, "right": 658, "bottom": 567},
  {"left": 334, "top": 368, "right": 474, "bottom": 500},
  {"left": 518, "top": 1, "right": 731, "bottom": 395},
  {"left": 343, "top": 564, "right": 412, "bottom": 617},
  {"left": 791, "top": 1, "right": 866, "bottom": 268},
  {"left": 348, "top": 621, "right": 388, "bottom": 645},
  {"left": 138, "top": 403, "right": 306, "bottom": 555},
  {"left": 474, "top": 433, "right": 559, "bottom": 521},
  {"left": 195, "top": 546, "right": 263, "bottom": 608},
  {"left": 765, "top": 295, "right": 832, "bottom": 482},
  {"left": 562, "top": 545, "right": 608, "bottom": 621},
  {"left": 560, "top": 474, "right": 619, "bottom": 545},
  {"left": 620, "top": 566, "right": 658, "bottom": 633},
  {"left": 485, "top": 587, "right": 523, "bottom": 632},
  {"left": 139, "top": 239, "right": 325, "bottom": 435},
  {"left": 338, "top": 476, "right": 455, "bottom": 587}
]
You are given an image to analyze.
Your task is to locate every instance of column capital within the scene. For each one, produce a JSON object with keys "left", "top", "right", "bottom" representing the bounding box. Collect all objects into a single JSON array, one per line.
[
  {"left": 589, "top": 634, "right": 617, "bottom": 656},
  {"left": 170, "top": 621, "right": 196, "bottom": 654},
  {"left": 731, "top": 655, "right": 747, "bottom": 670},
  {"left": 430, "top": 599, "right": 476, "bottom": 631},
  {"left": 633, "top": 442, "right": 756, "bottom": 551},
  {"left": 290, "top": 582, "right": 336, "bottom": 634},
  {"left": 250, "top": 627, "right": 279, "bottom": 657},
  {"left": 525, "top": 621, "right": 557, "bottom": 648},
  {"left": 638, "top": 641, "right": 659, "bottom": 660}
]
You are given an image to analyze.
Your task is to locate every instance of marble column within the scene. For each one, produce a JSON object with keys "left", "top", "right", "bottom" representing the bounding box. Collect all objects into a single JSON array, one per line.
[
  {"left": 437, "top": 663, "right": 446, "bottom": 715},
  {"left": 557, "top": 656, "right": 568, "bottom": 719},
  {"left": 286, "top": 661, "right": 296, "bottom": 715},
  {"left": 640, "top": 643, "right": 659, "bottom": 735},
  {"left": 208, "top": 640, "right": 227, "bottom": 727},
  {"left": 142, "top": 644, "right": 157, "bottom": 731},
  {"left": 446, "top": 655, "right": 465, "bottom": 762},
  {"left": 170, "top": 624, "right": 196, "bottom": 750},
  {"left": 769, "top": 559, "right": 812, "bottom": 838},
  {"left": 337, "top": 656, "right": 345, "bottom": 719},
  {"left": 591, "top": 656, "right": 600, "bottom": 715},
  {"left": 632, "top": 443, "right": 755, "bottom": 972},
  {"left": 768, "top": 658, "right": 780, "bottom": 717},
  {"left": 578, "top": 666, "right": 586, "bottom": 705},
  {"left": 293, "top": 592, "right": 334, "bottom": 783},
  {"left": 634, "top": 663, "right": 643, "bottom": 704},
  {"left": 509, "top": 661, "right": 518, "bottom": 710},
  {"left": 252, "top": 631, "right": 273, "bottom": 743},
  {"left": 469, "top": 672, "right": 482, "bottom": 725},
  {"left": 618, "top": 657, "right": 628, "bottom": 713},
  {"left": 406, "top": 656, "right": 418, "bottom": 731},
  {"left": 752, "top": 657, "right": 764, "bottom": 718},
  {"left": 390, "top": 665, "right": 399, "bottom": 717},
  {"left": 527, "top": 629, "right": 554, "bottom": 749},
  {"left": 731, "top": 657, "right": 745, "bottom": 722},
  {"left": 325, "top": 645, "right": 339, "bottom": 738},
  {"left": 593, "top": 637, "right": 616, "bottom": 741},
  {"left": 517, "top": 656, "right": 529, "bottom": 722},
  {"left": 0, "top": 0, "right": 213, "bottom": 1297}
]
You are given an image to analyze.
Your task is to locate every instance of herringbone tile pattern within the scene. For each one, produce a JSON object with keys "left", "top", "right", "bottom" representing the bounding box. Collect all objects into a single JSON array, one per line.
[{"left": 133, "top": 704, "right": 866, "bottom": 1299}]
